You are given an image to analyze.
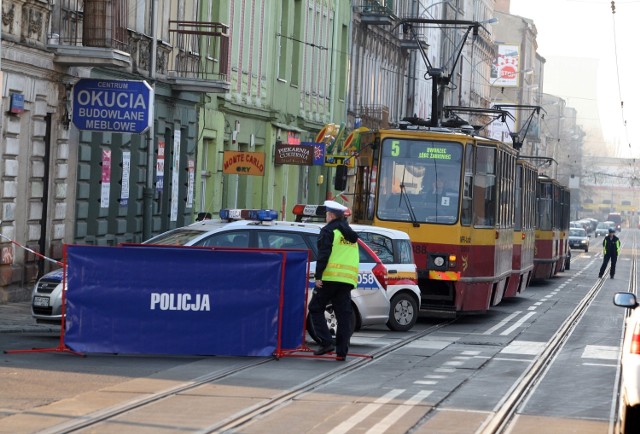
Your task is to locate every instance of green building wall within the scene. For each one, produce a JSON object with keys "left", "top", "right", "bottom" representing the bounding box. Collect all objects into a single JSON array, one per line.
[{"left": 194, "top": 1, "right": 352, "bottom": 222}]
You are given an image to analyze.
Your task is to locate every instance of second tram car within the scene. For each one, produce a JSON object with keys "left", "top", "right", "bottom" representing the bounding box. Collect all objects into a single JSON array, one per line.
[
  {"left": 531, "top": 176, "right": 571, "bottom": 280},
  {"left": 504, "top": 159, "right": 537, "bottom": 297},
  {"left": 348, "top": 127, "right": 520, "bottom": 315}
]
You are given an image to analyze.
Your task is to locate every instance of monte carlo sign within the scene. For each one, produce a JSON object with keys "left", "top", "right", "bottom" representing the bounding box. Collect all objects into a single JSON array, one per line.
[{"left": 72, "top": 79, "right": 153, "bottom": 134}]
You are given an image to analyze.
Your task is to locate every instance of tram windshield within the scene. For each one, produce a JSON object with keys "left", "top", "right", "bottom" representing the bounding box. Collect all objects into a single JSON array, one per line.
[{"left": 377, "top": 138, "right": 463, "bottom": 224}]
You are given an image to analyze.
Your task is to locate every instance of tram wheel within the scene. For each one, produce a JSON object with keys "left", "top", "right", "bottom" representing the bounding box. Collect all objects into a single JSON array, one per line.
[{"left": 386, "top": 293, "right": 418, "bottom": 331}]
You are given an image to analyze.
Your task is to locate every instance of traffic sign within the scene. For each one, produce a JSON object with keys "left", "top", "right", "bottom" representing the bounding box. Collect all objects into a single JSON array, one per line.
[{"left": 72, "top": 79, "right": 153, "bottom": 134}]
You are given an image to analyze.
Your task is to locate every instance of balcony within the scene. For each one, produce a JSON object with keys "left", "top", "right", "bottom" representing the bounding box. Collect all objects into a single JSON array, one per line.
[
  {"left": 356, "top": 0, "right": 395, "bottom": 26},
  {"left": 47, "top": 1, "right": 230, "bottom": 94},
  {"left": 354, "top": 105, "right": 390, "bottom": 129},
  {"left": 48, "top": 0, "right": 132, "bottom": 69},
  {"left": 399, "top": 36, "right": 428, "bottom": 51},
  {"left": 167, "top": 21, "right": 230, "bottom": 93}
]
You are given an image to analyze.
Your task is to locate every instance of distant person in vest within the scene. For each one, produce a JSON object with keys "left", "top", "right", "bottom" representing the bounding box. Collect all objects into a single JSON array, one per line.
[
  {"left": 309, "top": 200, "right": 359, "bottom": 361},
  {"left": 598, "top": 228, "right": 621, "bottom": 279}
]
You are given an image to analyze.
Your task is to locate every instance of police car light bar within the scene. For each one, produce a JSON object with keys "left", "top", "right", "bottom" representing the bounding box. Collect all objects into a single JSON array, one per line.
[
  {"left": 219, "top": 209, "right": 278, "bottom": 222},
  {"left": 291, "top": 204, "right": 352, "bottom": 222},
  {"left": 292, "top": 204, "right": 326, "bottom": 219}
]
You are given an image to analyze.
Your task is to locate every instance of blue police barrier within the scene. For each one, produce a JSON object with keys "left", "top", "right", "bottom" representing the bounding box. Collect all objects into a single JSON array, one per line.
[
  {"left": 276, "top": 250, "right": 310, "bottom": 350},
  {"left": 64, "top": 245, "right": 306, "bottom": 356}
]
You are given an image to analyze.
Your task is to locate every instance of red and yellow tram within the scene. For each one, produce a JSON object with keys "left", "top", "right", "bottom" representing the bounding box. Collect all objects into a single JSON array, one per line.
[
  {"left": 347, "top": 127, "right": 520, "bottom": 316},
  {"left": 504, "top": 159, "right": 537, "bottom": 297},
  {"left": 531, "top": 176, "right": 571, "bottom": 280}
]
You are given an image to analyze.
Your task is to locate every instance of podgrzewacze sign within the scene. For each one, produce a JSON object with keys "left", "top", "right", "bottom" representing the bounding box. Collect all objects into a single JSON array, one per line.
[{"left": 72, "top": 79, "right": 153, "bottom": 134}]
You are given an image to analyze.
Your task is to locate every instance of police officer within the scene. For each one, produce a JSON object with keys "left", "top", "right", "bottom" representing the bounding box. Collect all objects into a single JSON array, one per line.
[
  {"left": 309, "top": 200, "right": 359, "bottom": 361},
  {"left": 598, "top": 228, "right": 621, "bottom": 279}
]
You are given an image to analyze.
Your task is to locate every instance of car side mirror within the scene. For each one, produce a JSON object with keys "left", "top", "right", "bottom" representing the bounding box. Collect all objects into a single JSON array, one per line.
[{"left": 613, "top": 292, "right": 638, "bottom": 309}]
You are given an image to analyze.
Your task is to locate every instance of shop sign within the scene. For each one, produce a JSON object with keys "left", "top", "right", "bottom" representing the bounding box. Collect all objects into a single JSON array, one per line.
[
  {"left": 275, "top": 143, "right": 314, "bottom": 165},
  {"left": 223, "top": 151, "right": 265, "bottom": 176},
  {"left": 72, "top": 79, "right": 153, "bottom": 133}
]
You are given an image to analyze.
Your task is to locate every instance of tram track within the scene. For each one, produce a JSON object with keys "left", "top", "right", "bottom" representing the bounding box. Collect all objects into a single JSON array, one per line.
[
  {"left": 478, "top": 232, "right": 637, "bottom": 434},
  {"left": 39, "top": 319, "right": 455, "bottom": 434}
]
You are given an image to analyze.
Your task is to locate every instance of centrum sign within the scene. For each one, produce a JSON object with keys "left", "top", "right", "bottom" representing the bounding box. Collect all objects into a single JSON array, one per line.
[{"left": 72, "top": 79, "right": 153, "bottom": 134}]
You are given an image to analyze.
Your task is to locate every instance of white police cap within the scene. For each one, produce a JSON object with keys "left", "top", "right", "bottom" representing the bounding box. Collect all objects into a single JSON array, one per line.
[{"left": 324, "top": 200, "right": 348, "bottom": 214}]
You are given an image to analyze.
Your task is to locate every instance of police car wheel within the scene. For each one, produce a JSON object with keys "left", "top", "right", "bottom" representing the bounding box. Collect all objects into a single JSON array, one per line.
[{"left": 386, "top": 293, "right": 418, "bottom": 332}]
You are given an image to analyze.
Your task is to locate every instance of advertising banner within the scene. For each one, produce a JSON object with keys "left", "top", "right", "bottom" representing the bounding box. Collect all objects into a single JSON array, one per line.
[{"left": 492, "top": 45, "right": 520, "bottom": 87}]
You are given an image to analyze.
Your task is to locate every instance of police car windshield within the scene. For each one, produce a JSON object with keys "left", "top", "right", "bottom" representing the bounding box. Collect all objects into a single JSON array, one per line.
[{"left": 145, "top": 229, "right": 207, "bottom": 245}]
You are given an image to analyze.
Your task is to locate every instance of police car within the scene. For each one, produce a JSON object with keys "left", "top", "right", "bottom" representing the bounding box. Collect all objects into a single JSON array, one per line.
[
  {"left": 293, "top": 204, "right": 421, "bottom": 331},
  {"left": 613, "top": 292, "right": 640, "bottom": 433},
  {"left": 31, "top": 209, "right": 391, "bottom": 343}
]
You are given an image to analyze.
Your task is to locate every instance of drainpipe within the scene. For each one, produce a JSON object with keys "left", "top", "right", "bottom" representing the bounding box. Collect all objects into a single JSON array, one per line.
[{"left": 143, "top": 0, "right": 158, "bottom": 240}]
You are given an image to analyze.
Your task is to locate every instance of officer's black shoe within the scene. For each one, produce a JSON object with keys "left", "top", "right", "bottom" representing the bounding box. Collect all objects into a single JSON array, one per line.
[
  {"left": 313, "top": 345, "right": 335, "bottom": 356},
  {"left": 611, "top": 275, "right": 614, "bottom": 279},
  {"left": 336, "top": 355, "right": 346, "bottom": 361},
  {"left": 598, "top": 274, "right": 603, "bottom": 278}
]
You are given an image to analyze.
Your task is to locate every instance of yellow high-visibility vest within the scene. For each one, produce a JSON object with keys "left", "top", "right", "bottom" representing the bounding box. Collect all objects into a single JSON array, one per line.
[{"left": 322, "top": 229, "right": 359, "bottom": 287}]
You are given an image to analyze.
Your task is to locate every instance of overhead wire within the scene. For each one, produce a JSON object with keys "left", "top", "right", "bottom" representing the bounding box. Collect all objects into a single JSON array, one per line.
[{"left": 609, "top": 1, "right": 631, "bottom": 150}]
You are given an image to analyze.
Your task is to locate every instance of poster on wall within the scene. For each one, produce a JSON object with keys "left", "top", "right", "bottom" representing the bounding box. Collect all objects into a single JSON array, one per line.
[
  {"left": 170, "top": 130, "right": 181, "bottom": 222},
  {"left": 492, "top": 45, "right": 520, "bottom": 87},
  {"left": 488, "top": 106, "right": 516, "bottom": 142},
  {"left": 120, "top": 151, "right": 130, "bottom": 207},
  {"left": 187, "top": 159, "right": 195, "bottom": 209},
  {"left": 100, "top": 150, "right": 111, "bottom": 208},
  {"left": 156, "top": 140, "right": 165, "bottom": 192}
]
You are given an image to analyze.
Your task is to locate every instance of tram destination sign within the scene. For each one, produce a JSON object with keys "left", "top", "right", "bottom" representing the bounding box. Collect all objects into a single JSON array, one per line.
[{"left": 72, "top": 79, "right": 153, "bottom": 134}]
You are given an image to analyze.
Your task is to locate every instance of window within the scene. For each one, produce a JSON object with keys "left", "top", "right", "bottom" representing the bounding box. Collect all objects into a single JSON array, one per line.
[
  {"left": 377, "top": 138, "right": 463, "bottom": 224},
  {"left": 257, "top": 232, "right": 308, "bottom": 250},
  {"left": 397, "top": 240, "right": 414, "bottom": 264},
  {"left": 196, "top": 232, "right": 250, "bottom": 248},
  {"left": 461, "top": 145, "right": 473, "bottom": 226},
  {"left": 473, "top": 146, "right": 496, "bottom": 227},
  {"left": 514, "top": 165, "right": 523, "bottom": 231},
  {"left": 358, "top": 232, "right": 394, "bottom": 264}
]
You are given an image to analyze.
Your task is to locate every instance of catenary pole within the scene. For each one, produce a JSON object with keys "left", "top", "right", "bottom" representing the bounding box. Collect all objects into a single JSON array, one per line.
[{"left": 143, "top": 0, "right": 158, "bottom": 240}]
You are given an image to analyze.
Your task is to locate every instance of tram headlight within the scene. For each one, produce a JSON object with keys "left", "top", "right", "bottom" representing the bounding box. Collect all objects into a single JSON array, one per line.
[
  {"left": 434, "top": 257, "right": 445, "bottom": 267},
  {"left": 449, "top": 254, "right": 457, "bottom": 267}
]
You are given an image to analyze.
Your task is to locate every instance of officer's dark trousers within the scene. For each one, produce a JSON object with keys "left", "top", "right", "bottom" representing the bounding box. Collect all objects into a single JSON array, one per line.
[
  {"left": 599, "top": 253, "right": 618, "bottom": 278},
  {"left": 308, "top": 281, "right": 353, "bottom": 357}
]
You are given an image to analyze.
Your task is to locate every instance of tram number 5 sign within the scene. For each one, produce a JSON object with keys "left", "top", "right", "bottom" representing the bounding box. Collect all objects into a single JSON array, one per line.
[{"left": 72, "top": 79, "right": 153, "bottom": 134}]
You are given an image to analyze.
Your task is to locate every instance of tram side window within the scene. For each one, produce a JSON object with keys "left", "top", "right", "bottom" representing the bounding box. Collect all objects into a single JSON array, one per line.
[
  {"left": 537, "top": 183, "right": 553, "bottom": 230},
  {"left": 461, "top": 146, "right": 473, "bottom": 226},
  {"left": 473, "top": 147, "right": 496, "bottom": 227},
  {"left": 514, "top": 165, "right": 523, "bottom": 231}
]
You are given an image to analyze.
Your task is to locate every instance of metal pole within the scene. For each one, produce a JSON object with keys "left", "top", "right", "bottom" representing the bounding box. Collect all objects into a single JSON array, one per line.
[{"left": 143, "top": 0, "right": 158, "bottom": 240}]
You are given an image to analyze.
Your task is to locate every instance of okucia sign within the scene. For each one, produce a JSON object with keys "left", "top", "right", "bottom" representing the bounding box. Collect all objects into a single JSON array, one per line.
[{"left": 72, "top": 79, "right": 153, "bottom": 134}]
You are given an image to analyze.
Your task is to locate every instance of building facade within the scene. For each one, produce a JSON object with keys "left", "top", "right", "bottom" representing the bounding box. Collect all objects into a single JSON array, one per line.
[
  {"left": 0, "top": 0, "right": 354, "bottom": 302},
  {"left": 196, "top": 1, "right": 352, "bottom": 222},
  {"left": 0, "top": 0, "right": 588, "bottom": 303}
]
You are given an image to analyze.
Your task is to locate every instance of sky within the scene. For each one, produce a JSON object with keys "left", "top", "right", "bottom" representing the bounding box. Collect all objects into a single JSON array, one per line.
[{"left": 510, "top": 0, "right": 640, "bottom": 158}]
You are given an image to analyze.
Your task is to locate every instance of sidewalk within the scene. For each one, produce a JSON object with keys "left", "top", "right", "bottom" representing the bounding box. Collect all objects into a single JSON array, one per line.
[{"left": 0, "top": 301, "right": 59, "bottom": 333}]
